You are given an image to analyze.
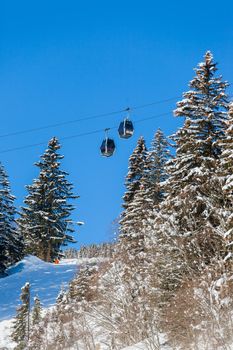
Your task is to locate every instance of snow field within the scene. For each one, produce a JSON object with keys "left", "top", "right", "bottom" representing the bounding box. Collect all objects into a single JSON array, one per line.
[{"left": 0, "top": 255, "right": 79, "bottom": 321}]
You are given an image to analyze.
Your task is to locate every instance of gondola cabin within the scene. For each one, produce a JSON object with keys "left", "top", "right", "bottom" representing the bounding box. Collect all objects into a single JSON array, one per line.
[
  {"left": 118, "top": 119, "right": 134, "bottom": 139},
  {"left": 100, "top": 137, "right": 116, "bottom": 157}
]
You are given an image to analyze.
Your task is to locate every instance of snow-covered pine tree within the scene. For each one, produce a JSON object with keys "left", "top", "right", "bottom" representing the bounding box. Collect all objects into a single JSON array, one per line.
[
  {"left": 115, "top": 137, "right": 151, "bottom": 313},
  {"left": 68, "top": 264, "right": 98, "bottom": 304},
  {"left": 32, "top": 295, "right": 42, "bottom": 325},
  {"left": 117, "top": 137, "right": 148, "bottom": 287},
  {"left": 147, "top": 128, "right": 171, "bottom": 206},
  {"left": 0, "top": 163, "right": 24, "bottom": 276},
  {"left": 119, "top": 131, "right": 170, "bottom": 239},
  {"left": 12, "top": 282, "right": 31, "bottom": 350},
  {"left": 116, "top": 130, "right": 171, "bottom": 295},
  {"left": 18, "top": 137, "right": 78, "bottom": 262},
  {"left": 118, "top": 130, "right": 171, "bottom": 269},
  {"left": 118, "top": 132, "right": 169, "bottom": 300},
  {"left": 119, "top": 136, "right": 147, "bottom": 236},
  {"left": 162, "top": 51, "right": 229, "bottom": 266},
  {"left": 129, "top": 129, "right": 172, "bottom": 227}
]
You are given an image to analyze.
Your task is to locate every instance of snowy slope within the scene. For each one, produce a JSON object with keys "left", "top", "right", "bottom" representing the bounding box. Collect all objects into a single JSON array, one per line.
[
  {"left": 0, "top": 255, "right": 79, "bottom": 321},
  {"left": 0, "top": 256, "right": 107, "bottom": 348}
]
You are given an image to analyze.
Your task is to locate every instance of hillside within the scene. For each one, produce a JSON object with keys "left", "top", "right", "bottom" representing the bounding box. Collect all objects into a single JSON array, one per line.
[
  {"left": 0, "top": 255, "right": 79, "bottom": 321},
  {"left": 0, "top": 255, "right": 90, "bottom": 349}
]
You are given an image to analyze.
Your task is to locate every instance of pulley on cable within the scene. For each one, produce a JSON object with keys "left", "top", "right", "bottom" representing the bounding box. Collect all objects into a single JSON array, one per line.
[
  {"left": 100, "top": 128, "right": 116, "bottom": 157},
  {"left": 118, "top": 107, "right": 134, "bottom": 139}
]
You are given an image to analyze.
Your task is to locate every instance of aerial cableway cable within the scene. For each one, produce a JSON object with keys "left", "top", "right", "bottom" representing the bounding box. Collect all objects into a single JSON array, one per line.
[
  {"left": 0, "top": 111, "right": 171, "bottom": 154},
  {"left": 0, "top": 96, "right": 179, "bottom": 139}
]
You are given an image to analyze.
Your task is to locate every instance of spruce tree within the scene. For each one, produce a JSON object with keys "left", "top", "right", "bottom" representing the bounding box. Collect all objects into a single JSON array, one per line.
[
  {"left": 132, "top": 129, "right": 171, "bottom": 222},
  {"left": 119, "top": 131, "right": 170, "bottom": 237},
  {"left": 12, "top": 282, "right": 31, "bottom": 350},
  {"left": 68, "top": 264, "right": 98, "bottom": 303},
  {"left": 18, "top": 137, "right": 78, "bottom": 262},
  {"left": 162, "top": 51, "right": 229, "bottom": 264},
  {"left": 118, "top": 131, "right": 171, "bottom": 267},
  {"left": 147, "top": 128, "right": 171, "bottom": 205},
  {"left": 119, "top": 136, "right": 147, "bottom": 236},
  {"left": 0, "top": 163, "right": 23, "bottom": 275},
  {"left": 117, "top": 137, "right": 148, "bottom": 295}
]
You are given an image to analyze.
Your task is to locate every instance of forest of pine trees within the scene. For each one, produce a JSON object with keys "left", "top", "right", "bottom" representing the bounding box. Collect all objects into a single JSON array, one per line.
[{"left": 4, "top": 51, "right": 233, "bottom": 349}]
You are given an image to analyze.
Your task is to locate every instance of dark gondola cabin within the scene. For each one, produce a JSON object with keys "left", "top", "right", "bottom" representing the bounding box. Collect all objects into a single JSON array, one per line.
[
  {"left": 118, "top": 119, "right": 134, "bottom": 139},
  {"left": 100, "top": 137, "right": 116, "bottom": 157}
]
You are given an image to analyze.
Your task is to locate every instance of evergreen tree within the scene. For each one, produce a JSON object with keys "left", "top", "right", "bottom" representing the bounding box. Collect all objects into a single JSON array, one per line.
[
  {"left": 122, "top": 136, "right": 147, "bottom": 207},
  {"left": 161, "top": 51, "right": 229, "bottom": 264},
  {"left": 0, "top": 163, "right": 23, "bottom": 276},
  {"left": 18, "top": 137, "right": 78, "bottom": 262},
  {"left": 131, "top": 129, "right": 171, "bottom": 224},
  {"left": 118, "top": 131, "right": 170, "bottom": 272},
  {"left": 146, "top": 128, "right": 171, "bottom": 206},
  {"left": 12, "top": 282, "right": 31, "bottom": 350},
  {"left": 117, "top": 137, "right": 149, "bottom": 296},
  {"left": 119, "top": 131, "right": 170, "bottom": 238},
  {"left": 68, "top": 264, "right": 98, "bottom": 304},
  {"left": 119, "top": 136, "right": 147, "bottom": 236},
  {"left": 32, "top": 295, "right": 42, "bottom": 325}
]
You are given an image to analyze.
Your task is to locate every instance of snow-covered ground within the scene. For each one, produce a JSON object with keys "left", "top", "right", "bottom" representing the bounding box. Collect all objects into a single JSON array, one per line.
[
  {"left": 0, "top": 256, "right": 79, "bottom": 348},
  {"left": 0, "top": 255, "right": 79, "bottom": 321}
]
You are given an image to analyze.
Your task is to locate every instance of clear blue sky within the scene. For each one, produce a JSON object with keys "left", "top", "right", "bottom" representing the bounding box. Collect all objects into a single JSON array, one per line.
[{"left": 0, "top": 0, "right": 233, "bottom": 247}]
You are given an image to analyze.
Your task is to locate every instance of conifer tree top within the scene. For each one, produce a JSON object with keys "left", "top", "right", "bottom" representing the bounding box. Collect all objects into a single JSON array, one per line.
[
  {"left": 175, "top": 51, "right": 229, "bottom": 121},
  {"left": 173, "top": 51, "right": 229, "bottom": 153},
  {"left": 125, "top": 136, "right": 147, "bottom": 185},
  {"left": 48, "top": 136, "right": 60, "bottom": 150}
]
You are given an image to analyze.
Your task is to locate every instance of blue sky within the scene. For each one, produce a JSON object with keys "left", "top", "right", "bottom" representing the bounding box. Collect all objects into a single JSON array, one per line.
[{"left": 0, "top": 0, "right": 233, "bottom": 247}]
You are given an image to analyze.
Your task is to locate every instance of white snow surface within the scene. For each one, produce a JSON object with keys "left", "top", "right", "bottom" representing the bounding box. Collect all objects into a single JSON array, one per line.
[
  {"left": 0, "top": 255, "right": 106, "bottom": 348},
  {"left": 0, "top": 255, "right": 80, "bottom": 322}
]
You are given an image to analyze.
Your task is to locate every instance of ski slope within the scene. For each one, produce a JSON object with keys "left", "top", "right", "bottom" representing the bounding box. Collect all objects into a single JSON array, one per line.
[
  {"left": 0, "top": 255, "right": 79, "bottom": 321},
  {"left": 0, "top": 256, "right": 82, "bottom": 349}
]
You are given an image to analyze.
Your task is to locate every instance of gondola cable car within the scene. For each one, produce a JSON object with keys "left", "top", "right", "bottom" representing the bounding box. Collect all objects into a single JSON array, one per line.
[
  {"left": 118, "top": 107, "right": 134, "bottom": 139},
  {"left": 100, "top": 128, "right": 116, "bottom": 157}
]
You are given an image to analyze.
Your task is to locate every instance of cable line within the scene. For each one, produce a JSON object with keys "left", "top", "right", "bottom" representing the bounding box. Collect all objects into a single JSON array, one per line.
[
  {"left": 0, "top": 96, "right": 178, "bottom": 139},
  {"left": 0, "top": 112, "right": 171, "bottom": 154},
  {"left": 0, "top": 110, "right": 124, "bottom": 139}
]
